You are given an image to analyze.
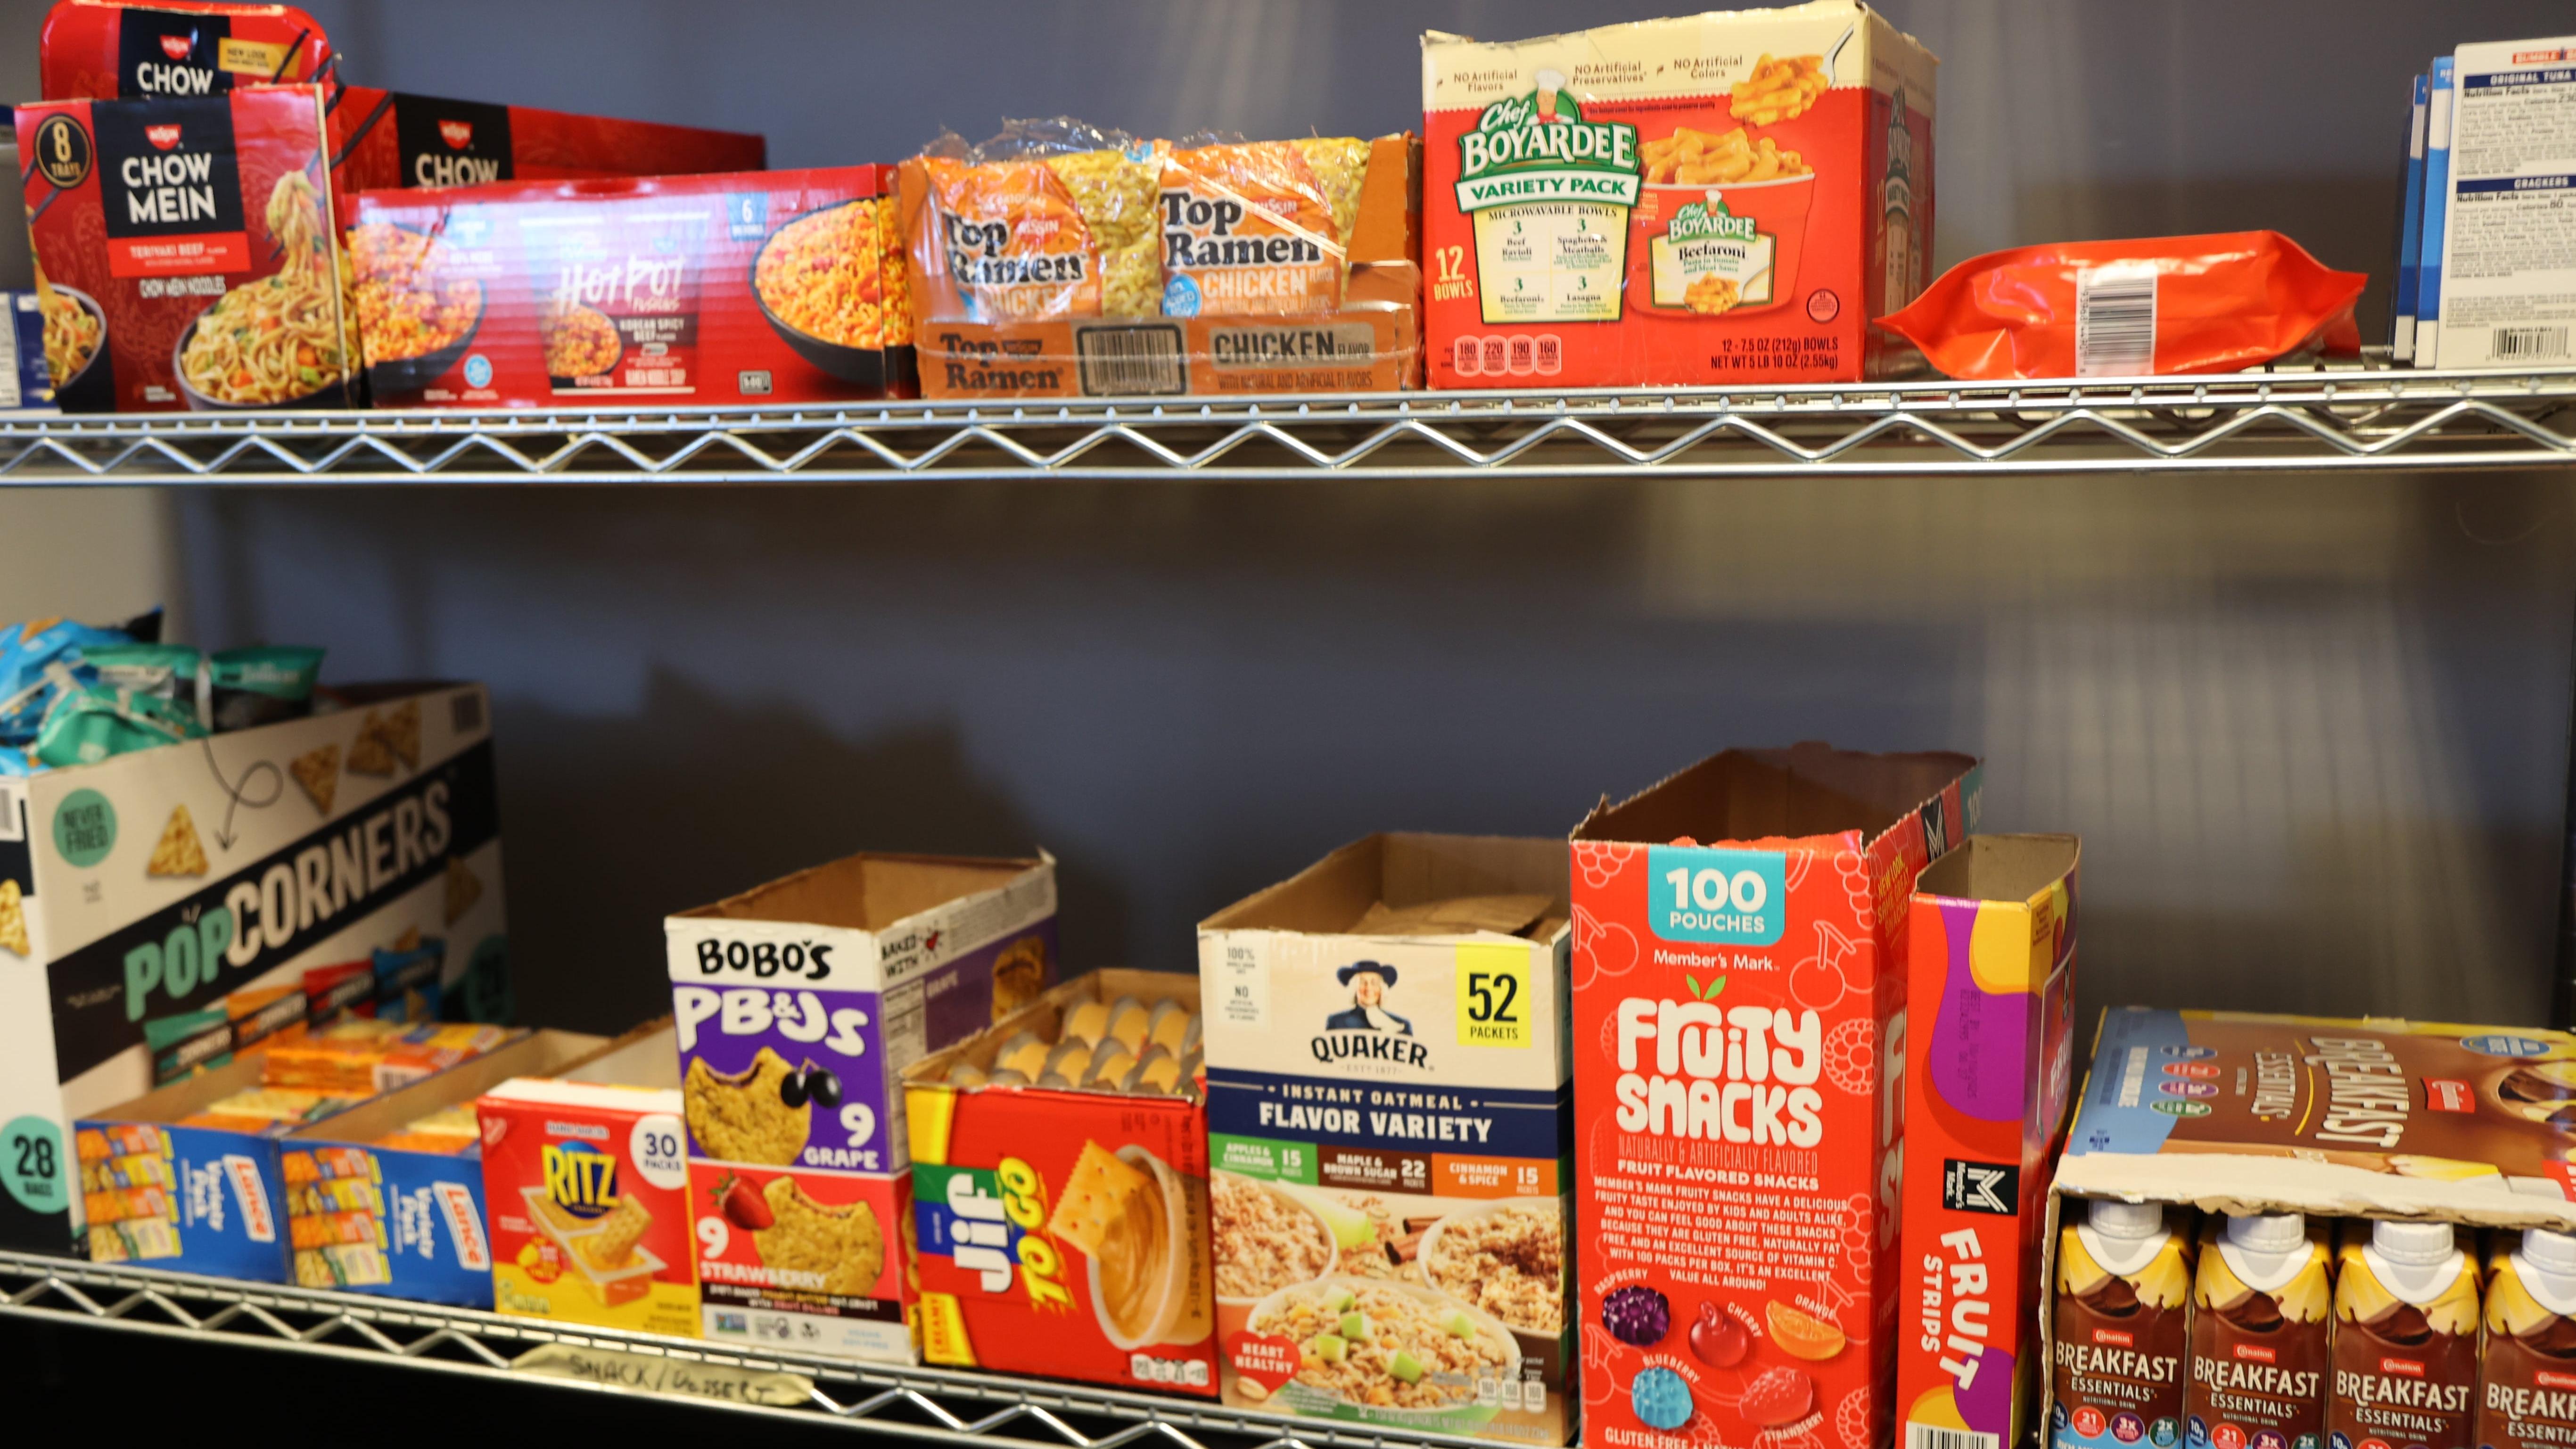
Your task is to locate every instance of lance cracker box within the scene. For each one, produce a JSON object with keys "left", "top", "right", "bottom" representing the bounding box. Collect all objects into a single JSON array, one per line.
[
  {"left": 1894, "top": 836, "right": 2080, "bottom": 1449},
  {"left": 1570, "top": 744, "right": 1978, "bottom": 1449},
  {"left": 1422, "top": 1, "right": 1935, "bottom": 387},
  {"left": 667, "top": 850, "right": 1057, "bottom": 1361}
]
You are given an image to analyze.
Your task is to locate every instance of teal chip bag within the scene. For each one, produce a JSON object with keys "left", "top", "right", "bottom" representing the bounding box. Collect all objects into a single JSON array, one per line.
[
  {"left": 31, "top": 685, "right": 207, "bottom": 767},
  {"left": 209, "top": 645, "right": 323, "bottom": 731}
]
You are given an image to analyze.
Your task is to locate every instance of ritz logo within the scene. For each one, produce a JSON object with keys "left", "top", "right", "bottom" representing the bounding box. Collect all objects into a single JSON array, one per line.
[
  {"left": 1311, "top": 959, "right": 1431, "bottom": 1069},
  {"left": 692, "top": 935, "right": 832, "bottom": 980},
  {"left": 439, "top": 119, "right": 473, "bottom": 149},
  {"left": 542, "top": 1140, "right": 618, "bottom": 1219}
]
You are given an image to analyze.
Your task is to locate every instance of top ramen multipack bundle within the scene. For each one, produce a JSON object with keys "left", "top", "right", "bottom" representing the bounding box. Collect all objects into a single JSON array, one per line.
[
  {"left": 897, "top": 121, "right": 1422, "bottom": 399},
  {"left": 1422, "top": 1, "right": 1936, "bottom": 388}
]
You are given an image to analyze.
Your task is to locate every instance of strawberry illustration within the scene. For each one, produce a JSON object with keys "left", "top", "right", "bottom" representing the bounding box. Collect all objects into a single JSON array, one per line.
[{"left": 715, "top": 1170, "right": 773, "bottom": 1231}]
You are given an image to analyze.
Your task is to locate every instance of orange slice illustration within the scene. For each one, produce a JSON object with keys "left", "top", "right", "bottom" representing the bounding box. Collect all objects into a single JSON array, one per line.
[{"left": 1766, "top": 1300, "right": 1847, "bottom": 1361}]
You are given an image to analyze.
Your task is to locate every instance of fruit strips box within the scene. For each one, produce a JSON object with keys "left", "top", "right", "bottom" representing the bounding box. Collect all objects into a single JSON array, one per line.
[
  {"left": 1199, "top": 833, "right": 1574, "bottom": 1444},
  {"left": 1569, "top": 743, "right": 1978, "bottom": 1449},
  {"left": 1893, "top": 836, "right": 2079, "bottom": 1449},
  {"left": 903, "top": 969, "right": 1216, "bottom": 1396},
  {"left": 667, "top": 850, "right": 1057, "bottom": 1362},
  {"left": 351, "top": 165, "right": 911, "bottom": 408},
  {"left": 1422, "top": 0, "right": 1936, "bottom": 387}
]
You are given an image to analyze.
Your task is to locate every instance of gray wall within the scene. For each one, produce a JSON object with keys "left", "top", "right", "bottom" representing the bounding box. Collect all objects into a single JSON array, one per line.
[{"left": 7, "top": 2, "right": 2574, "bottom": 1038}]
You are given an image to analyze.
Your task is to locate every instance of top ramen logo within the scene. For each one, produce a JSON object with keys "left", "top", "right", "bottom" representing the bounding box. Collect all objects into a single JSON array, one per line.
[
  {"left": 439, "top": 120, "right": 473, "bottom": 150},
  {"left": 145, "top": 124, "right": 182, "bottom": 151},
  {"left": 159, "top": 33, "right": 193, "bottom": 60},
  {"left": 1612, "top": 1000, "right": 1825, "bottom": 1146}
]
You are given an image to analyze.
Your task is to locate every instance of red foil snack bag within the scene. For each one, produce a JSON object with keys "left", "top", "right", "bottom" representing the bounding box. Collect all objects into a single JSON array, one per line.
[{"left": 1879, "top": 230, "right": 2365, "bottom": 380}]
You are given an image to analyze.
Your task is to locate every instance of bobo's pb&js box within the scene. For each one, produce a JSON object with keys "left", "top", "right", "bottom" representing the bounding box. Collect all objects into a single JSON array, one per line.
[
  {"left": 1422, "top": 1, "right": 1937, "bottom": 387},
  {"left": 478, "top": 1073, "right": 696, "bottom": 1337},
  {"left": 1199, "top": 833, "right": 1574, "bottom": 1445},
  {"left": 903, "top": 969, "right": 1216, "bottom": 1396},
  {"left": 1895, "top": 836, "right": 2079, "bottom": 1449},
  {"left": 1570, "top": 744, "right": 1977, "bottom": 1449},
  {"left": 667, "top": 850, "right": 1058, "bottom": 1362}
]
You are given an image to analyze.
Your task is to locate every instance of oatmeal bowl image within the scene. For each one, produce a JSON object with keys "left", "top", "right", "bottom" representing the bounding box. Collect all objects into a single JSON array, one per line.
[
  {"left": 1213, "top": 1170, "right": 1337, "bottom": 1343},
  {"left": 1238, "top": 1274, "right": 1522, "bottom": 1428},
  {"left": 1418, "top": 1196, "right": 1570, "bottom": 1383}
]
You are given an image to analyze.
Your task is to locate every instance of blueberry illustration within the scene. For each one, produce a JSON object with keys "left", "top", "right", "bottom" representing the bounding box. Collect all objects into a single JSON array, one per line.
[
  {"left": 780, "top": 1069, "right": 810, "bottom": 1109},
  {"left": 806, "top": 1068, "right": 842, "bottom": 1110},
  {"left": 1632, "top": 1366, "right": 1693, "bottom": 1431},
  {"left": 1603, "top": 1284, "right": 1672, "bottom": 1347}
]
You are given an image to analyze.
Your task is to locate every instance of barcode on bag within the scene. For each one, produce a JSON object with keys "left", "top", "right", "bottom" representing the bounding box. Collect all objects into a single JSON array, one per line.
[
  {"left": 2492, "top": 326, "right": 2570, "bottom": 361},
  {"left": 2075, "top": 264, "right": 2157, "bottom": 377},
  {"left": 1077, "top": 325, "right": 1187, "bottom": 396},
  {"left": 1908, "top": 1424, "right": 2000, "bottom": 1449}
]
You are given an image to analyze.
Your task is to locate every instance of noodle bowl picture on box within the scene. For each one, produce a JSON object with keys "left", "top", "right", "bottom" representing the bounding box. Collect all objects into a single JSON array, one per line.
[{"left": 17, "top": 84, "right": 354, "bottom": 412}]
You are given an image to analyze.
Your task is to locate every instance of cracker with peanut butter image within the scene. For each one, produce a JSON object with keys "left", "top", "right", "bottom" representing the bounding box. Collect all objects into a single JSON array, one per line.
[
  {"left": 579, "top": 1195, "right": 653, "bottom": 1269},
  {"left": 533, "top": 1195, "right": 596, "bottom": 1236},
  {"left": 684, "top": 1048, "right": 808, "bottom": 1165},
  {"left": 147, "top": 805, "right": 207, "bottom": 877},
  {"left": 753, "top": 1177, "right": 883, "bottom": 1296},
  {"left": 992, "top": 935, "right": 1047, "bottom": 1021},
  {"left": 0, "top": 879, "right": 26, "bottom": 957}
]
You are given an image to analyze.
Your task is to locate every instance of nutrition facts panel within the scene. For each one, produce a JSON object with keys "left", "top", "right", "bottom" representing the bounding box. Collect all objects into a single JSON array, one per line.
[{"left": 1473, "top": 202, "right": 1628, "bottom": 323}]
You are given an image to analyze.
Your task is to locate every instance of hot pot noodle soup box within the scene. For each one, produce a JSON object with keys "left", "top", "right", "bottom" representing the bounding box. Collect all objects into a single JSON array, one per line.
[
  {"left": 666, "top": 851, "right": 1058, "bottom": 1362},
  {"left": 1569, "top": 744, "right": 1978, "bottom": 1449},
  {"left": 1421, "top": 2, "right": 1937, "bottom": 388},
  {"left": 351, "top": 164, "right": 912, "bottom": 409},
  {"left": 901, "top": 969, "right": 1218, "bottom": 1397},
  {"left": 1197, "top": 832, "right": 1575, "bottom": 1445},
  {"left": 16, "top": 84, "right": 357, "bottom": 413}
]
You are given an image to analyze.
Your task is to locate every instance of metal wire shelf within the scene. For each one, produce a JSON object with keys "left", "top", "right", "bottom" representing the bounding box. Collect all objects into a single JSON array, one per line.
[
  {"left": 4, "top": 363, "right": 2575, "bottom": 486},
  {"left": 0, "top": 1247, "right": 1515, "bottom": 1446}
]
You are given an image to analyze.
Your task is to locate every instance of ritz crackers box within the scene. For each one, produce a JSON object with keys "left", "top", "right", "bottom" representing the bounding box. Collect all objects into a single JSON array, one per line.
[
  {"left": 667, "top": 852, "right": 1058, "bottom": 1362},
  {"left": 1895, "top": 836, "right": 2080, "bottom": 1449},
  {"left": 1422, "top": 1, "right": 1936, "bottom": 387},
  {"left": 1571, "top": 744, "right": 1978, "bottom": 1449},
  {"left": 904, "top": 969, "right": 1218, "bottom": 1396},
  {"left": 478, "top": 1076, "right": 696, "bottom": 1336}
]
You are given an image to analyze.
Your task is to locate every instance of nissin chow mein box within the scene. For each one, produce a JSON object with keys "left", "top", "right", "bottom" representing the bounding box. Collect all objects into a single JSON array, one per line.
[
  {"left": 323, "top": 87, "right": 764, "bottom": 199},
  {"left": 351, "top": 165, "right": 913, "bottom": 408},
  {"left": 16, "top": 84, "right": 356, "bottom": 413},
  {"left": 40, "top": 1, "right": 336, "bottom": 101},
  {"left": 1568, "top": 744, "right": 1977, "bottom": 1449},
  {"left": 1422, "top": 2, "right": 1936, "bottom": 387},
  {"left": 1894, "top": 836, "right": 2079, "bottom": 1449}
]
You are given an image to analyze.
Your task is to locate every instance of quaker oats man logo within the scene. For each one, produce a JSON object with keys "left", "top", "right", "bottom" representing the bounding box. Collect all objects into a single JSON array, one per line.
[{"left": 1325, "top": 960, "right": 1413, "bottom": 1035}]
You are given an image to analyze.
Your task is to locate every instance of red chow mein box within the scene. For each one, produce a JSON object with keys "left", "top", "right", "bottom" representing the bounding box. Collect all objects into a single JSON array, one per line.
[
  {"left": 16, "top": 83, "right": 356, "bottom": 413},
  {"left": 321, "top": 86, "right": 765, "bottom": 209},
  {"left": 351, "top": 165, "right": 913, "bottom": 407},
  {"left": 41, "top": 0, "right": 335, "bottom": 101}
]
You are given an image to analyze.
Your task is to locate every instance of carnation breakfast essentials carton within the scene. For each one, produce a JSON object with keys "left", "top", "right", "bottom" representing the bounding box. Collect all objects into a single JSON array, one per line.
[
  {"left": 1570, "top": 744, "right": 1978, "bottom": 1449},
  {"left": 1199, "top": 833, "right": 1573, "bottom": 1444},
  {"left": 666, "top": 851, "right": 1057, "bottom": 1362}
]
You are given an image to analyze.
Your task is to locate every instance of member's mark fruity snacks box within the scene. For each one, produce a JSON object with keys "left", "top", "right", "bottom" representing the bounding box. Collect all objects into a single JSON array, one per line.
[
  {"left": 667, "top": 850, "right": 1057, "bottom": 1361},
  {"left": 1422, "top": 1, "right": 1937, "bottom": 387},
  {"left": 477, "top": 1076, "right": 696, "bottom": 1337},
  {"left": 1570, "top": 744, "right": 1977, "bottom": 1449},
  {"left": 1894, "top": 836, "right": 2079, "bottom": 1449}
]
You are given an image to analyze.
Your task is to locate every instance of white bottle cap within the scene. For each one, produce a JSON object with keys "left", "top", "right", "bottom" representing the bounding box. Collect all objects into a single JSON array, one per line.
[
  {"left": 2526, "top": 1227, "right": 2576, "bottom": 1277},
  {"left": 2089, "top": 1199, "right": 2165, "bottom": 1240},
  {"left": 2226, "top": 1212, "right": 2305, "bottom": 1255},
  {"left": 2373, "top": 1219, "right": 2458, "bottom": 1266}
]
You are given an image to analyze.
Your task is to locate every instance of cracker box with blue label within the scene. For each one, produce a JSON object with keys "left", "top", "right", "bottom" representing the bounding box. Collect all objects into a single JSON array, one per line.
[
  {"left": 667, "top": 850, "right": 1058, "bottom": 1363},
  {"left": 0, "top": 681, "right": 509, "bottom": 1256},
  {"left": 1198, "top": 832, "right": 1574, "bottom": 1445},
  {"left": 2041, "top": 1009, "right": 2576, "bottom": 1449}
]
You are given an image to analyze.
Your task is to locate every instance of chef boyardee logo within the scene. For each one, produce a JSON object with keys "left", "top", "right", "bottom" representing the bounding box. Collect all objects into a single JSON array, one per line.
[
  {"left": 542, "top": 1139, "right": 618, "bottom": 1220},
  {"left": 1667, "top": 198, "right": 1757, "bottom": 245},
  {"left": 1454, "top": 83, "right": 1640, "bottom": 213}
]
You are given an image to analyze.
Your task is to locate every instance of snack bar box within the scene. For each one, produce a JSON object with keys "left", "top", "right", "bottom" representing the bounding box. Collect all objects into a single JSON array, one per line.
[
  {"left": 74, "top": 1024, "right": 523, "bottom": 1280},
  {"left": 1199, "top": 832, "right": 1574, "bottom": 1445},
  {"left": 479, "top": 1065, "right": 695, "bottom": 1338},
  {"left": 667, "top": 850, "right": 1059, "bottom": 1362},
  {"left": 1422, "top": 0, "right": 1937, "bottom": 387},
  {"left": 899, "top": 134, "right": 1421, "bottom": 399},
  {"left": 0, "top": 681, "right": 508, "bottom": 1256},
  {"left": 903, "top": 969, "right": 1216, "bottom": 1396},
  {"left": 352, "top": 165, "right": 911, "bottom": 408},
  {"left": 282, "top": 1021, "right": 674, "bottom": 1306},
  {"left": 1569, "top": 743, "right": 1978, "bottom": 1449},
  {"left": 40, "top": 1, "right": 337, "bottom": 101},
  {"left": 1894, "top": 835, "right": 2079, "bottom": 1449}
]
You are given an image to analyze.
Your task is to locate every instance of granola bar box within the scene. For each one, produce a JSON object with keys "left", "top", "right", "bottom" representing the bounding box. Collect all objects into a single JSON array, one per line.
[
  {"left": 1197, "top": 832, "right": 1573, "bottom": 1444},
  {"left": 1422, "top": 1, "right": 1937, "bottom": 387},
  {"left": 477, "top": 1072, "right": 695, "bottom": 1336},
  {"left": 666, "top": 850, "right": 1057, "bottom": 1362},
  {"left": 1570, "top": 743, "right": 1978, "bottom": 1449},
  {"left": 901, "top": 969, "right": 1216, "bottom": 1396},
  {"left": 1894, "top": 836, "right": 2079, "bottom": 1449}
]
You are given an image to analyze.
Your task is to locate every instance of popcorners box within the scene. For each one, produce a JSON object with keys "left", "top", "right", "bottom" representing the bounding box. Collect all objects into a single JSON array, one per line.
[{"left": 0, "top": 683, "right": 507, "bottom": 1254}]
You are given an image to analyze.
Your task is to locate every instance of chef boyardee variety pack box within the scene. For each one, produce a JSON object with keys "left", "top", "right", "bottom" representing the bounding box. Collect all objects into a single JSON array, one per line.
[
  {"left": 1422, "top": 1, "right": 1936, "bottom": 387},
  {"left": 1199, "top": 833, "right": 1574, "bottom": 1444},
  {"left": 0, "top": 683, "right": 507, "bottom": 1255},
  {"left": 1895, "top": 836, "right": 2079, "bottom": 1449},
  {"left": 667, "top": 851, "right": 1057, "bottom": 1361},
  {"left": 1570, "top": 744, "right": 1977, "bottom": 1449}
]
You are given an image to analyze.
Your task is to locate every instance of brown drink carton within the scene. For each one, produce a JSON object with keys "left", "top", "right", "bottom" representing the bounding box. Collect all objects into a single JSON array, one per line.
[
  {"left": 2185, "top": 1213, "right": 2330, "bottom": 1449},
  {"left": 2054, "top": 1199, "right": 2196, "bottom": 1449},
  {"left": 2329, "top": 1221, "right": 2478, "bottom": 1449},
  {"left": 2478, "top": 1227, "right": 2576, "bottom": 1449}
]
